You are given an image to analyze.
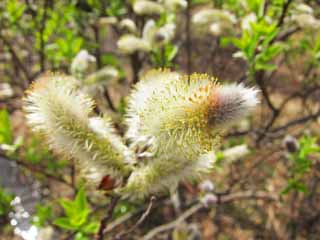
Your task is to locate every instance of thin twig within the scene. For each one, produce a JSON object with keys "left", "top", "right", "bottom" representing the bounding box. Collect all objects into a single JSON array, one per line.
[
  {"left": 142, "top": 190, "right": 277, "bottom": 239},
  {"left": 0, "top": 151, "right": 73, "bottom": 188},
  {"left": 115, "top": 196, "right": 156, "bottom": 239},
  {"left": 277, "top": 0, "right": 293, "bottom": 27},
  {"left": 0, "top": 34, "right": 32, "bottom": 83},
  {"left": 96, "top": 195, "right": 121, "bottom": 240},
  {"left": 186, "top": 0, "right": 192, "bottom": 80}
]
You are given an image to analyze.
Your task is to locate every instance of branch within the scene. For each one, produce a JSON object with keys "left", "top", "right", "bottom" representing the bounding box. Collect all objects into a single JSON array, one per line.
[
  {"left": 96, "top": 195, "right": 120, "bottom": 240},
  {"left": 142, "top": 191, "right": 277, "bottom": 239},
  {"left": 277, "top": 0, "right": 293, "bottom": 27},
  {"left": 185, "top": 0, "right": 192, "bottom": 79},
  {"left": 142, "top": 202, "right": 202, "bottom": 240},
  {"left": 0, "top": 34, "right": 32, "bottom": 82},
  {"left": 271, "top": 110, "right": 320, "bottom": 133},
  {"left": 0, "top": 151, "right": 73, "bottom": 188},
  {"left": 115, "top": 196, "right": 156, "bottom": 239}
]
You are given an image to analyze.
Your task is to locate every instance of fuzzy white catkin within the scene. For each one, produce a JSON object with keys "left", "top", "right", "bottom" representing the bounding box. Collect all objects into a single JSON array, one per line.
[
  {"left": 24, "top": 75, "right": 132, "bottom": 186},
  {"left": 70, "top": 50, "right": 96, "bottom": 79},
  {"left": 119, "top": 18, "right": 137, "bottom": 33},
  {"left": 123, "top": 70, "right": 258, "bottom": 198},
  {"left": 192, "top": 9, "right": 236, "bottom": 35},
  {"left": 292, "top": 14, "right": 320, "bottom": 29},
  {"left": 241, "top": 13, "right": 257, "bottom": 31},
  {"left": 133, "top": 0, "right": 164, "bottom": 15},
  {"left": 161, "top": 0, "right": 187, "bottom": 11},
  {"left": 117, "top": 35, "right": 151, "bottom": 54}
]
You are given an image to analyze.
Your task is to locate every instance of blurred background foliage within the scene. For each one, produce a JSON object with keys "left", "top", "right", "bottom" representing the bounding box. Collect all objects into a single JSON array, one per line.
[{"left": 1, "top": 0, "right": 320, "bottom": 239}]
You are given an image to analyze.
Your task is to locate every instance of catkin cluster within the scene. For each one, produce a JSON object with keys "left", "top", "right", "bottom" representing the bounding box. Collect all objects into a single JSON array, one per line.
[{"left": 24, "top": 70, "right": 258, "bottom": 199}]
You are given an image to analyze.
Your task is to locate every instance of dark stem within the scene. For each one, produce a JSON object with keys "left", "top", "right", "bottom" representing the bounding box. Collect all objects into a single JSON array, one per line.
[
  {"left": 0, "top": 151, "right": 73, "bottom": 188},
  {"left": 39, "top": 0, "right": 51, "bottom": 72},
  {"left": 96, "top": 196, "right": 120, "bottom": 240},
  {"left": 0, "top": 34, "right": 32, "bottom": 83},
  {"left": 277, "top": 0, "right": 293, "bottom": 27},
  {"left": 115, "top": 196, "right": 156, "bottom": 239},
  {"left": 186, "top": 0, "right": 192, "bottom": 79},
  {"left": 130, "top": 52, "right": 142, "bottom": 84}
]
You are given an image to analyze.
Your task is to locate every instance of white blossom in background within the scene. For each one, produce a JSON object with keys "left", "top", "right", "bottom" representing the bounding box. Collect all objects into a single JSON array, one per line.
[
  {"left": 84, "top": 66, "right": 119, "bottom": 85},
  {"left": 222, "top": 144, "right": 250, "bottom": 163},
  {"left": 98, "top": 16, "right": 118, "bottom": 26},
  {"left": 241, "top": 13, "right": 257, "bottom": 31},
  {"left": 0, "top": 83, "right": 14, "bottom": 100},
  {"left": 192, "top": 8, "right": 236, "bottom": 36},
  {"left": 282, "top": 135, "right": 299, "bottom": 153},
  {"left": 117, "top": 35, "right": 151, "bottom": 54},
  {"left": 290, "top": 3, "right": 320, "bottom": 30},
  {"left": 161, "top": 0, "right": 187, "bottom": 11},
  {"left": 119, "top": 18, "right": 137, "bottom": 33},
  {"left": 292, "top": 13, "right": 320, "bottom": 29},
  {"left": 117, "top": 19, "right": 176, "bottom": 54},
  {"left": 133, "top": 0, "right": 164, "bottom": 15},
  {"left": 153, "top": 23, "right": 176, "bottom": 45},
  {"left": 199, "top": 179, "right": 215, "bottom": 192},
  {"left": 70, "top": 50, "right": 96, "bottom": 79},
  {"left": 294, "top": 3, "right": 313, "bottom": 14}
]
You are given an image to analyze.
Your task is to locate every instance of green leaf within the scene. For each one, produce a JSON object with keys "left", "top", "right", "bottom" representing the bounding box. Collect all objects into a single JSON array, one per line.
[
  {"left": 59, "top": 199, "right": 75, "bottom": 217},
  {"left": 75, "top": 188, "right": 87, "bottom": 211},
  {"left": 82, "top": 221, "right": 99, "bottom": 234},
  {"left": 75, "top": 232, "right": 89, "bottom": 240},
  {"left": 32, "top": 204, "right": 53, "bottom": 227},
  {"left": 0, "top": 109, "right": 13, "bottom": 145},
  {"left": 54, "top": 217, "right": 78, "bottom": 230},
  {"left": 69, "top": 209, "right": 90, "bottom": 227}
]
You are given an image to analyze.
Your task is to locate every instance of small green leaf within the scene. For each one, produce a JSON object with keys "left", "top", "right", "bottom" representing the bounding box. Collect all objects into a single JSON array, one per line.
[
  {"left": 0, "top": 109, "right": 13, "bottom": 145},
  {"left": 54, "top": 217, "right": 78, "bottom": 230},
  {"left": 75, "top": 188, "right": 87, "bottom": 210},
  {"left": 82, "top": 221, "right": 99, "bottom": 234}
]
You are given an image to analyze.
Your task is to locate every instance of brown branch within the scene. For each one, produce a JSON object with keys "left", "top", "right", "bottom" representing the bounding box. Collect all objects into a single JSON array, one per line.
[
  {"left": 277, "top": 0, "right": 293, "bottom": 27},
  {"left": 0, "top": 151, "right": 73, "bottom": 187},
  {"left": 38, "top": 0, "right": 51, "bottom": 73},
  {"left": 142, "top": 191, "right": 277, "bottom": 239},
  {"left": 270, "top": 109, "right": 320, "bottom": 133},
  {"left": 115, "top": 196, "right": 156, "bottom": 239},
  {"left": 96, "top": 195, "right": 120, "bottom": 240},
  {"left": 185, "top": 0, "right": 192, "bottom": 79},
  {"left": 0, "top": 34, "right": 32, "bottom": 83},
  {"left": 130, "top": 52, "right": 142, "bottom": 84}
]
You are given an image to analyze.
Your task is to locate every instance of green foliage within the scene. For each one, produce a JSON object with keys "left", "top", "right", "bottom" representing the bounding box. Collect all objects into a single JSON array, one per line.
[
  {"left": 54, "top": 188, "right": 99, "bottom": 237},
  {"left": 102, "top": 53, "right": 126, "bottom": 79},
  {"left": 106, "top": 0, "right": 126, "bottom": 17},
  {"left": 0, "top": 109, "right": 12, "bottom": 145},
  {"left": 32, "top": 203, "right": 53, "bottom": 228},
  {"left": 0, "top": 182, "right": 14, "bottom": 218},
  {"left": 4, "top": 0, "right": 26, "bottom": 26},
  {"left": 223, "top": 20, "right": 284, "bottom": 80},
  {"left": 282, "top": 135, "right": 320, "bottom": 195},
  {"left": 113, "top": 200, "right": 135, "bottom": 219},
  {"left": 151, "top": 43, "right": 178, "bottom": 68},
  {"left": 23, "top": 136, "right": 67, "bottom": 172},
  {"left": 245, "top": 0, "right": 265, "bottom": 18}
]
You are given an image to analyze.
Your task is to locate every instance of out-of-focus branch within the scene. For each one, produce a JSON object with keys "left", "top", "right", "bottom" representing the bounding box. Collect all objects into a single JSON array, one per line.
[
  {"left": 39, "top": 0, "right": 51, "bottom": 72},
  {"left": 96, "top": 195, "right": 120, "bottom": 240},
  {"left": 277, "top": 0, "right": 293, "bottom": 27},
  {"left": 115, "top": 196, "right": 156, "bottom": 239},
  {"left": 0, "top": 151, "right": 73, "bottom": 187},
  {"left": 0, "top": 34, "right": 32, "bottom": 83},
  {"left": 186, "top": 0, "right": 192, "bottom": 79},
  {"left": 142, "top": 191, "right": 277, "bottom": 240}
]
